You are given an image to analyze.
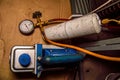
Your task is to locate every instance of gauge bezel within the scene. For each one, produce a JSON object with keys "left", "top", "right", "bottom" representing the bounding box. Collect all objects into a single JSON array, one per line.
[{"left": 19, "top": 19, "right": 34, "bottom": 35}]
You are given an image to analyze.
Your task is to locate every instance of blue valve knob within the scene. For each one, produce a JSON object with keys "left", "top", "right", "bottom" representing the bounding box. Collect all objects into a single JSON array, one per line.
[{"left": 19, "top": 53, "right": 31, "bottom": 67}]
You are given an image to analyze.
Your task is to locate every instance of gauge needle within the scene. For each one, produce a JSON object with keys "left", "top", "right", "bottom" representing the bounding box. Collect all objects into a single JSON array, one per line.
[{"left": 25, "top": 24, "right": 29, "bottom": 30}]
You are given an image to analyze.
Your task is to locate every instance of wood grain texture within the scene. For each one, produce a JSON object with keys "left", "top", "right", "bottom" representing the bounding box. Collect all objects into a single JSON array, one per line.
[
  {"left": 0, "top": 39, "right": 4, "bottom": 65},
  {"left": 0, "top": 0, "right": 71, "bottom": 80}
]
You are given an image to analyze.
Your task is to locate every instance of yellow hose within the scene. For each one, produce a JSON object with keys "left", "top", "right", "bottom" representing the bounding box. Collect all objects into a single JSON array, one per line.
[{"left": 102, "top": 19, "right": 120, "bottom": 25}]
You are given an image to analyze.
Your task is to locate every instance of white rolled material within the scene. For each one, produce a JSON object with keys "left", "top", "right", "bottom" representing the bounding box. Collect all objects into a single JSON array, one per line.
[{"left": 45, "top": 13, "right": 101, "bottom": 40}]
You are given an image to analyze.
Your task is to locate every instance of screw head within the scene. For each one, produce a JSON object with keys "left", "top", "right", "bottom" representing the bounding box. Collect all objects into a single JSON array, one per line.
[{"left": 37, "top": 56, "right": 42, "bottom": 61}]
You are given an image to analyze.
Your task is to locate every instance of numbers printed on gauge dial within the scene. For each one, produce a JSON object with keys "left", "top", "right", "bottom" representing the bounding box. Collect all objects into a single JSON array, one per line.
[{"left": 19, "top": 20, "right": 34, "bottom": 34}]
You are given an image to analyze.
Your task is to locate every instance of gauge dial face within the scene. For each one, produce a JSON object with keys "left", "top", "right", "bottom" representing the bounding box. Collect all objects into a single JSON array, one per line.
[{"left": 19, "top": 20, "right": 34, "bottom": 34}]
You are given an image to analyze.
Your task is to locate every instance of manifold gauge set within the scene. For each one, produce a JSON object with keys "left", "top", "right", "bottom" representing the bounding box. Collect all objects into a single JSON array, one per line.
[
  {"left": 10, "top": 11, "right": 119, "bottom": 79},
  {"left": 10, "top": 11, "right": 85, "bottom": 77}
]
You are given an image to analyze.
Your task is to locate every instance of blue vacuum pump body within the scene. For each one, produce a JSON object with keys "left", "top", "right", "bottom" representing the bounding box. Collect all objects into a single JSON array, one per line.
[{"left": 10, "top": 44, "right": 84, "bottom": 77}]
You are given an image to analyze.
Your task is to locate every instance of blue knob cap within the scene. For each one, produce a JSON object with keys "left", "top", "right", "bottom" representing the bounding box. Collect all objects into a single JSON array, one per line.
[{"left": 19, "top": 53, "right": 31, "bottom": 67}]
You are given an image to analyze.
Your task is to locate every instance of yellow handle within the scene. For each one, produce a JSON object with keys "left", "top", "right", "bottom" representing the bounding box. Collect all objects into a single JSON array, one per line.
[{"left": 102, "top": 19, "right": 120, "bottom": 25}]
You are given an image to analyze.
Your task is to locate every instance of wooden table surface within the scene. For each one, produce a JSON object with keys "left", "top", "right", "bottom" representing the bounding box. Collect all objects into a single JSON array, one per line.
[{"left": 0, "top": 0, "right": 71, "bottom": 80}]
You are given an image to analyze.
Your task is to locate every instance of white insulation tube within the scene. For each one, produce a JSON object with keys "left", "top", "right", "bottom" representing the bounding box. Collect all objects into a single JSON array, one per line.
[{"left": 45, "top": 13, "right": 101, "bottom": 40}]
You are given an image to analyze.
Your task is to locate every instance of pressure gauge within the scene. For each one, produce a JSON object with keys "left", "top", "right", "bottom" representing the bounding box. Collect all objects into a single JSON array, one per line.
[{"left": 19, "top": 20, "right": 34, "bottom": 34}]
